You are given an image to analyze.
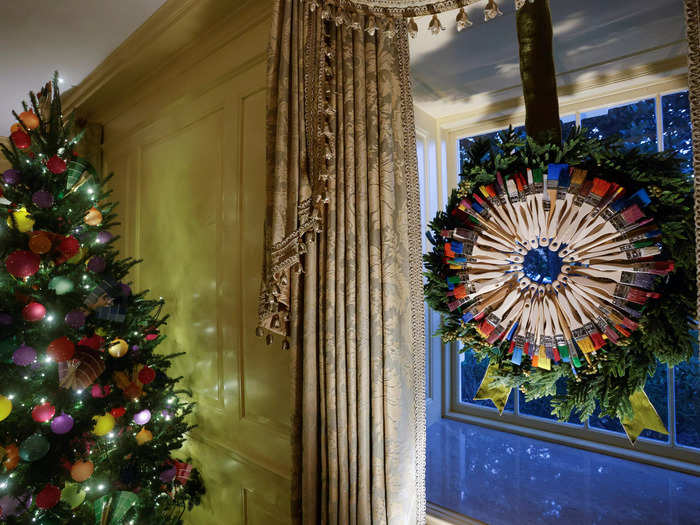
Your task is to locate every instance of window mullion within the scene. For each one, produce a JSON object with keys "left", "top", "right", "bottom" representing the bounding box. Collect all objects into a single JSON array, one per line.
[{"left": 656, "top": 93, "right": 664, "bottom": 153}]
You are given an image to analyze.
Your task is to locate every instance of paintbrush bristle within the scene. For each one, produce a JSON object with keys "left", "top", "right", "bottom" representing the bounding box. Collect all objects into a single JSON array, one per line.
[{"left": 591, "top": 178, "right": 611, "bottom": 197}]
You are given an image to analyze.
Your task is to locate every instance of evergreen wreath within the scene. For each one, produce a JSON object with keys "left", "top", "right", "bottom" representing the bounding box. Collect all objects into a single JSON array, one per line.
[{"left": 423, "top": 127, "right": 696, "bottom": 423}]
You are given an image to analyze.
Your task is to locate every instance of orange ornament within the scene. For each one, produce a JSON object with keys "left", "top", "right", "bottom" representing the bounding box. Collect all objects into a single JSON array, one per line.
[
  {"left": 84, "top": 207, "right": 102, "bottom": 226},
  {"left": 70, "top": 460, "right": 94, "bottom": 482},
  {"left": 3, "top": 444, "right": 19, "bottom": 471},
  {"left": 18, "top": 110, "right": 39, "bottom": 130},
  {"left": 135, "top": 427, "right": 153, "bottom": 445},
  {"left": 28, "top": 231, "right": 52, "bottom": 254},
  {"left": 10, "top": 123, "right": 21, "bottom": 134}
]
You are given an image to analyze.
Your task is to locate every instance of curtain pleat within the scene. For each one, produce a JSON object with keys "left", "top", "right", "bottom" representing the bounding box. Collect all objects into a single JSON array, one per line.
[{"left": 264, "top": 1, "right": 425, "bottom": 523}]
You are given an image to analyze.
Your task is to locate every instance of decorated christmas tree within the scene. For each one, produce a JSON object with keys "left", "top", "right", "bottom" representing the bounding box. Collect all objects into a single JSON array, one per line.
[{"left": 0, "top": 76, "right": 204, "bottom": 523}]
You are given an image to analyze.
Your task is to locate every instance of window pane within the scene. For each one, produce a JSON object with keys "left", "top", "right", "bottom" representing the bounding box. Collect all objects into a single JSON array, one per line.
[
  {"left": 675, "top": 336, "right": 700, "bottom": 448},
  {"left": 589, "top": 363, "right": 669, "bottom": 440},
  {"left": 639, "top": 363, "right": 669, "bottom": 442},
  {"left": 561, "top": 114, "right": 577, "bottom": 140},
  {"left": 459, "top": 349, "right": 514, "bottom": 412},
  {"left": 581, "top": 98, "right": 657, "bottom": 152},
  {"left": 662, "top": 91, "right": 693, "bottom": 174},
  {"left": 519, "top": 377, "right": 583, "bottom": 425}
]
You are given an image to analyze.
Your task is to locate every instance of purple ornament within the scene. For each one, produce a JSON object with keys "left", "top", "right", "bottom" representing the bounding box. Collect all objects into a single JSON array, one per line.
[
  {"left": 161, "top": 409, "right": 172, "bottom": 419},
  {"left": 120, "top": 283, "right": 132, "bottom": 297},
  {"left": 0, "top": 493, "right": 32, "bottom": 517},
  {"left": 50, "top": 412, "right": 74, "bottom": 434},
  {"left": 87, "top": 256, "right": 106, "bottom": 273},
  {"left": 2, "top": 169, "right": 20, "bottom": 184},
  {"left": 31, "top": 190, "right": 54, "bottom": 209},
  {"left": 159, "top": 465, "right": 177, "bottom": 483},
  {"left": 133, "top": 409, "right": 151, "bottom": 426},
  {"left": 96, "top": 231, "right": 113, "bottom": 244},
  {"left": 0, "top": 312, "right": 12, "bottom": 325},
  {"left": 64, "top": 310, "right": 86, "bottom": 329},
  {"left": 12, "top": 344, "right": 36, "bottom": 366}
]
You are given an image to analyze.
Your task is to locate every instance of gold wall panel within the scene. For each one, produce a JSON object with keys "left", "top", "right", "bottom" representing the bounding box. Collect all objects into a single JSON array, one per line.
[{"left": 96, "top": 2, "right": 291, "bottom": 523}]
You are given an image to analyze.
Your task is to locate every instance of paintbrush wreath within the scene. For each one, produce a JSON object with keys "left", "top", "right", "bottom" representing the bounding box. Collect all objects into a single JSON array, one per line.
[{"left": 440, "top": 163, "right": 672, "bottom": 372}]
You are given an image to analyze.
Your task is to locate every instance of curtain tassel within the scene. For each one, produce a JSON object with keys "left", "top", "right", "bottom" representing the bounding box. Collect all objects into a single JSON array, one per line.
[
  {"left": 407, "top": 17, "right": 418, "bottom": 38},
  {"left": 456, "top": 8, "right": 472, "bottom": 32},
  {"left": 484, "top": 0, "right": 503, "bottom": 21},
  {"left": 428, "top": 14, "right": 445, "bottom": 36}
]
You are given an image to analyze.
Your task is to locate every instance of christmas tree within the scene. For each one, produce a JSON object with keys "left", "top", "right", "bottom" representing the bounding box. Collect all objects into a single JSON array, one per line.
[{"left": 0, "top": 76, "right": 204, "bottom": 524}]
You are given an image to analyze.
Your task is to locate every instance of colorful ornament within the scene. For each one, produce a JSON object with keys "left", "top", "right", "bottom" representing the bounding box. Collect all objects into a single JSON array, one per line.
[
  {"left": 0, "top": 492, "right": 31, "bottom": 517},
  {"left": 174, "top": 461, "right": 193, "bottom": 485},
  {"left": 64, "top": 310, "right": 86, "bottom": 329},
  {"left": 145, "top": 331, "right": 159, "bottom": 341},
  {"left": 2, "top": 168, "right": 20, "bottom": 184},
  {"left": 60, "top": 483, "right": 86, "bottom": 509},
  {"left": 50, "top": 413, "right": 74, "bottom": 434},
  {"left": 7, "top": 207, "right": 35, "bottom": 232},
  {"left": 2, "top": 444, "right": 19, "bottom": 470},
  {"left": 0, "top": 395, "right": 12, "bottom": 421},
  {"left": 87, "top": 255, "right": 106, "bottom": 273},
  {"left": 29, "top": 231, "right": 53, "bottom": 254},
  {"left": 79, "top": 333, "right": 104, "bottom": 350},
  {"left": 18, "top": 110, "right": 39, "bottom": 130},
  {"left": 96, "top": 231, "right": 113, "bottom": 244},
  {"left": 22, "top": 301, "right": 46, "bottom": 322},
  {"left": 47, "top": 336, "right": 75, "bottom": 362},
  {"left": 36, "top": 484, "right": 61, "bottom": 509},
  {"left": 92, "top": 413, "right": 115, "bottom": 436},
  {"left": 108, "top": 338, "right": 128, "bottom": 358},
  {"left": 135, "top": 427, "right": 153, "bottom": 445},
  {"left": 84, "top": 207, "right": 102, "bottom": 226},
  {"left": 10, "top": 129, "right": 30, "bottom": 149},
  {"left": 70, "top": 459, "right": 94, "bottom": 482},
  {"left": 133, "top": 409, "right": 151, "bottom": 426},
  {"left": 56, "top": 236, "right": 80, "bottom": 261},
  {"left": 48, "top": 275, "right": 74, "bottom": 295},
  {"left": 19, "top": 433, "right": 50, "bottom": 461},
  {"left": 66, "top": 247, "right": 86, "bottom": 264},
  {"left": 46, "top": 155, "right": 67, "bottom": 175},
  {"left": 159, "top": 464, "right": 176, "bottom": 483},
  {"left": 31, "top": 190, "right": 54, "bottom": 209},
  {"left": 138, "top": 366, "right": 156, "bottom": 385},
  {"left": 110, "top": 407, "right": 126, "bottom": 418},
  {"left": 12, "top": 344, "right": 36, "bottom": 366},
  {"left": 31, "top": 402, "right": 55, "bottom": 423},
  {"left": 6, "top": 250, "right": 40, "bottom": 278}
]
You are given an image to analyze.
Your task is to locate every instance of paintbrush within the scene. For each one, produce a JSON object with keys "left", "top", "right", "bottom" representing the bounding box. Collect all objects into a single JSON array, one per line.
[
  {"left": 566, "top": 275, "right": 660, "bottom": 305},
  {"left": 544, "top": 164, "right": 569, "bottom": 243},
  {"left": 563, "top": 220, "right": 657, "bottom": 255},
  {"left": 548, "top": 168, "right": 588, "bottom": 251},
  {"left": 478, "top": 286, "right": 523, "bottom": 338},
  {"left": 461, "top": 285, "right": 512, "bottom": 322},
  {"left": 486, "top": 300, "right": 525, "bottom": 345},
  {"left": 565, "top": 280, "right": 639, "bottom": 339},
  {"left": 557, "top": 177, "right": 610, "bottom": 247}
]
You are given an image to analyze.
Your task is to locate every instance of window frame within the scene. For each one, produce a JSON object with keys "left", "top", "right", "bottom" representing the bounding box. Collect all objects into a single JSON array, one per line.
[{"left": 432, "top": 75, "right": 700, "bottom": 476}]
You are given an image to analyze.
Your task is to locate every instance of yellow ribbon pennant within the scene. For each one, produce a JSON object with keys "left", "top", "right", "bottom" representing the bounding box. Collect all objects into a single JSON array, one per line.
[
  {"left": 620, "top": 389, "right": 668, "bottom": 444},
  {"left": 474, "top": 362, "right": 512, "bottom": 414}
]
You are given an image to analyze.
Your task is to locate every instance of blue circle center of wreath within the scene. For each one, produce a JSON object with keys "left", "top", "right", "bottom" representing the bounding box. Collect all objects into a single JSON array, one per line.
[{"left": 523, "top": 247, "right": 563, "bottom": 284}]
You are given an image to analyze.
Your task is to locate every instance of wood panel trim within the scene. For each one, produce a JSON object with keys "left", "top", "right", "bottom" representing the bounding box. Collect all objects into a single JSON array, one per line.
[{"left": 62, "top": 0, "right": 272, "bottom": 125}]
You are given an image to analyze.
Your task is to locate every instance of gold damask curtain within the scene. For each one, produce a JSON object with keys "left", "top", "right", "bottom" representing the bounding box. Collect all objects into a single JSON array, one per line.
[{"left": 261, "top": 0, "right": 425, "bottom": 523}]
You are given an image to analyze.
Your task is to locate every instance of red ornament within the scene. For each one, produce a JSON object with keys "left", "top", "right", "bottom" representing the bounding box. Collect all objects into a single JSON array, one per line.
[
  {"left": 35, "top": 484, "right": 61, "bottom": 509},
  {"left": 10, "top": 129, "right": 30, "bottom": 149},
  {"left": 22, "top": 301, "right": 46, "bottom": 322},
  {"left": 79, "top": 334, "right": 105, "bottom": 350},
  {"left": 31, "top": 402, "right": 56, "bottom": 423},
  {"left": 56, "top": 236, "right": 80, "bottom": 259},
  {"left": 47, "top": 336, "right": 75, "bottom": 362},
  {"left": 46, "top": 155, "right": 67, "bottom": 175},
  {"left": 145, "top": 331, "right": 159, "bottom": 341},
  {"left": 5, "top": 250, "right": 40, "bottom": 279},
  {"left": 110, "top": 407, "right": 126, "bottom": 418},
  {"left": 91, "top": 384, "right": 111, "bottom": 398},
  {"left": 138, "top": 366, "right": 156, "bottom": 385}
]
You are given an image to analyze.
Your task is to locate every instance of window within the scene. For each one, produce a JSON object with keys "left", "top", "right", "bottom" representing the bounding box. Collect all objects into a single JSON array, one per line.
[{"left": 448, "top": 90, "right": 699, "bottom": 464}]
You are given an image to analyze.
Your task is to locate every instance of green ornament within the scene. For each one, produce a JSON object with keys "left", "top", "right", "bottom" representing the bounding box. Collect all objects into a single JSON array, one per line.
[
  {"left": 61, "top": 482, "right": 86, "bottom": 509},
  {"left": 94, "top": 492, "right": 139, "bottom": 525},
  {"left": 19, "top": 433, "right": 50, "bottom": 461},
  {"left": 48, "top": 276, "right": 74, "bottom": 295}
]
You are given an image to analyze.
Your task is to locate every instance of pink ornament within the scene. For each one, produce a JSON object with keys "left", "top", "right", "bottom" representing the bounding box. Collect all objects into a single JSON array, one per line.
[
  {"left": 22, "top": 301, "right": 46, "bottom": 322},
  {"left": 50, "top": 412, "right": 74, "bottom": 434},
  {"left": 91, "top": 384, "right": 106, "bottom": 398},
  {"left": 133, "top": 409, "right": 151, "bottom": 426},
  {"left": 12, "top": 344, "right": 36, "bottom": 366},
  {"left": 31, "top": 402, "right": 55, "bottom": 423}
]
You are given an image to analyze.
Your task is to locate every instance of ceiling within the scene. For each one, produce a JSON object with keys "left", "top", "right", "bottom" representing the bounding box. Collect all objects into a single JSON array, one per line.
[
  {"left": 0, "top": 0, "right": 166, "bottom": 132},
  {"left": 409, "top": 0, "right": 687, "bottom": 119}
]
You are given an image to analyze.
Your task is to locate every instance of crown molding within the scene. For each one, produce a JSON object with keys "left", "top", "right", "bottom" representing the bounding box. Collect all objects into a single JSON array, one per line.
[{"left": 62, "top": 0, "right": 264, "bottom": 122}]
